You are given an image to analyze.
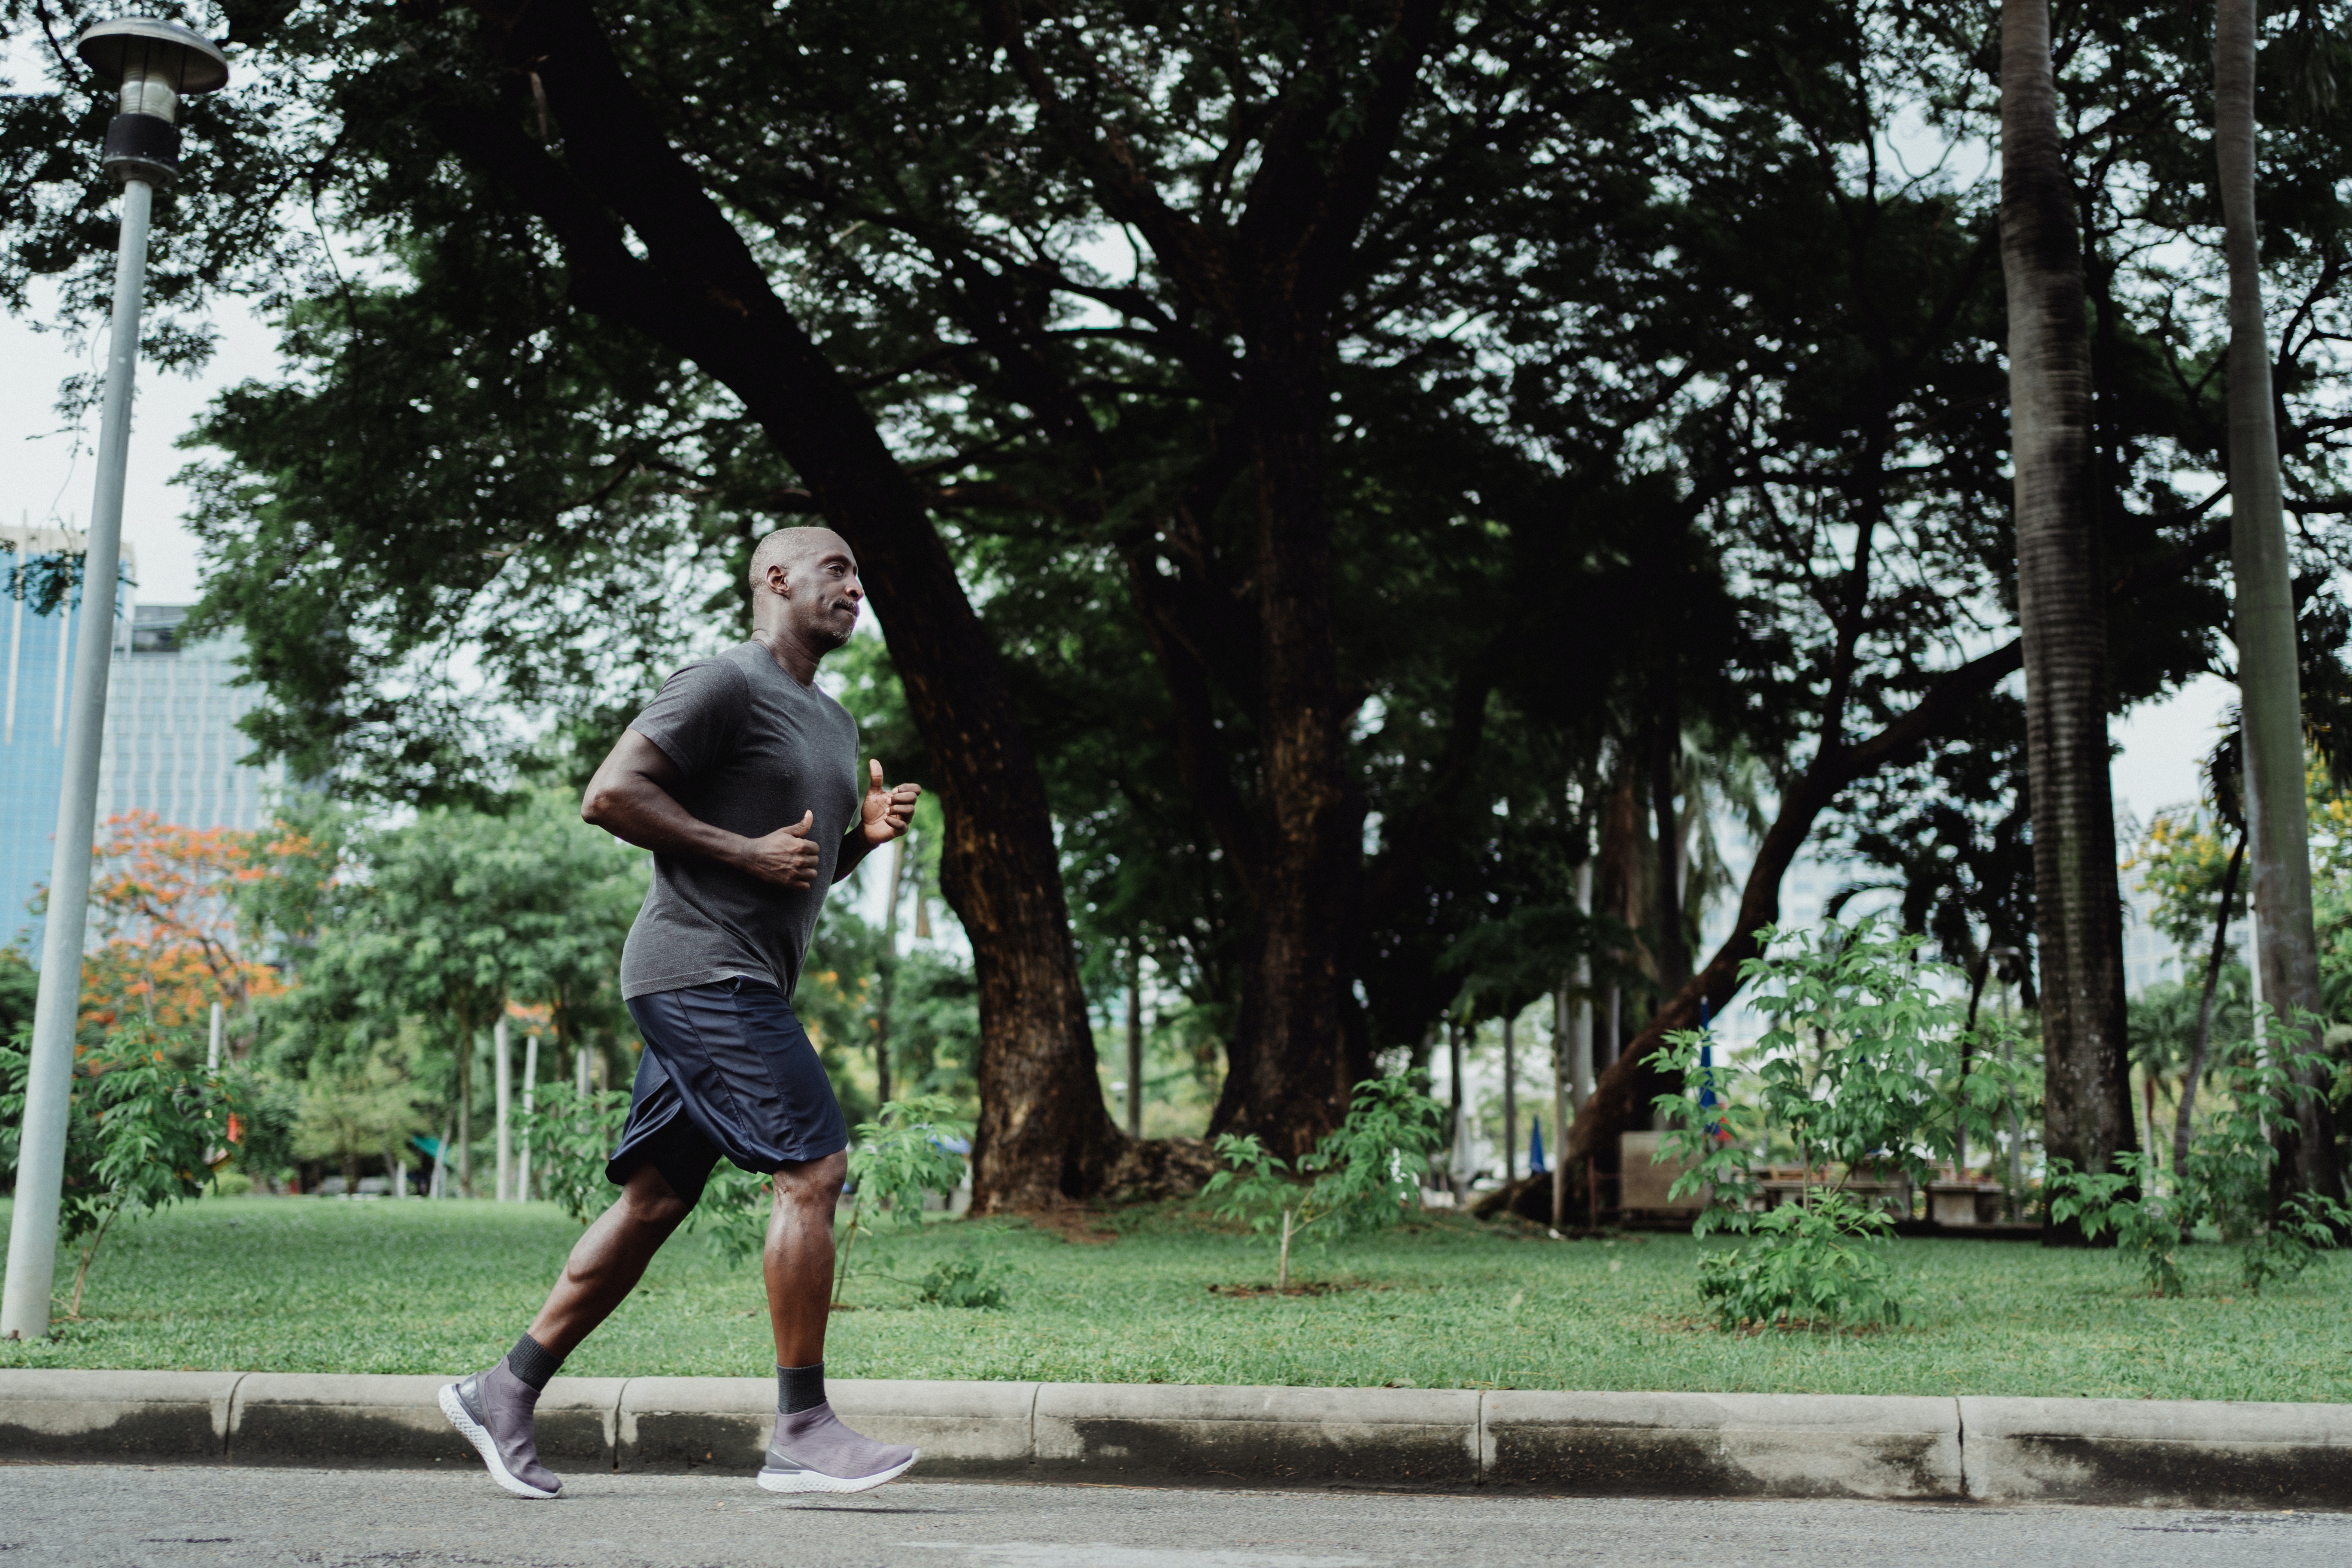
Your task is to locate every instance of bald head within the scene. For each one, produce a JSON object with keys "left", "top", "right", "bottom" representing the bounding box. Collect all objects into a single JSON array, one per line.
[
  {"left": 744, "top": 525, "right": 865, "bottom": 676},
  {"left": 747, "top": 526, "right": 853, "bottom": 593}
]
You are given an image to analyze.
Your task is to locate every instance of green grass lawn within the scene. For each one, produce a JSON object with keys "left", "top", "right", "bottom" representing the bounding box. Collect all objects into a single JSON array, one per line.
[{"left": 2, "top": 1194, "right": 2346, "bottom": 1401}]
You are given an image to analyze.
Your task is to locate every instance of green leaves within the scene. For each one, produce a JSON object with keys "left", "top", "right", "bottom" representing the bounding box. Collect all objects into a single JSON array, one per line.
[
  {"left": 848, "top": 1095, "right": 973, "bottom": 1228},
  {"left": 0, "top": 1021, "right": 234, "bottom": 1317},
  {"left": 917, "top": 1255, "right": 1011, "bottom": 1309},
  {"left": 1648, "top": 919, "right": 2036, "bottom": 1329},
  {"left": 2049, "top": 1020, "right": 2352, "bottom": 1298},
  {"left": 1651, "top": 919, "right": 2029, "bottom": 1225},
  {"left": 1697, "top": 1189, "right": 1907, "bottom": 1331},
  {"left": 823, "top": 1095, "right": 974, "bottom": 1301},
  {"left": 2046, "top": 1153, "right": 2185, "bottom": 1298},
  {"left": 1202, "top": 1071, "right": 1446, "bottom": 1287},
  {"left": 515, "top": 1081, "right": 634, "bottom": 1225}
]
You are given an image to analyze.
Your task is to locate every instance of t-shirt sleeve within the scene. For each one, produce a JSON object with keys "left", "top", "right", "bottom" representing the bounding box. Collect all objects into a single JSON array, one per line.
[{"left": 628, "top": 659, "right": 748, "bottom": 778}]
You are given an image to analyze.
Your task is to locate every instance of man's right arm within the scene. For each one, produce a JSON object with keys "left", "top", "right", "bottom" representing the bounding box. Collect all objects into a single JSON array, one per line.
[{"left": 581, "top": 730, "right": 822, "bottom": 890}]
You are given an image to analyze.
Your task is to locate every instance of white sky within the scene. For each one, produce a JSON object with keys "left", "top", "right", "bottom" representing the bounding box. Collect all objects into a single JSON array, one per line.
[{"left": 0, "top": 289, "right": 278, "bottom": 604}]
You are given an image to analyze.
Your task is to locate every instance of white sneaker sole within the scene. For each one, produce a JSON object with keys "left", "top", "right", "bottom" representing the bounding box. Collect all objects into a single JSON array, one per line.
[
  {"left": 756, "top": 1450, "right": 919, "bottom": 1495},
  {"left": 438, "top": 1382, "right": 560, "bottom": 1499}
]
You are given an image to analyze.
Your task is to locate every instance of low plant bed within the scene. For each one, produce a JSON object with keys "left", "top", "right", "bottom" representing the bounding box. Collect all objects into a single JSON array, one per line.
[{"left": 2, "top": 1195, "right": 2346, "bottom": 1403}]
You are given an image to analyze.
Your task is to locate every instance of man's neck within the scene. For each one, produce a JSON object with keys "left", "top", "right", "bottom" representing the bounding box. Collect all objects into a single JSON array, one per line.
[{"left": 749, "top": 625, "right": 823, "bottom": 686}]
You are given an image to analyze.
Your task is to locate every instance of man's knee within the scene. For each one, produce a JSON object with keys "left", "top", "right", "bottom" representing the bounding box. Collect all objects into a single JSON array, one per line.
[
  {"left": 773, "top": 1149, "right": 848, "bottom": 1209},
  {"left": 616, "top": 1164, "right": 695, "bottom": 1228}
]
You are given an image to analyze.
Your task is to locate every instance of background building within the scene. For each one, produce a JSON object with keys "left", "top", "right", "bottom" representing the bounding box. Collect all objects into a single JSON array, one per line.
[
  {"left": 3, "top": 525, "right": 117, "bottom": 949},
  {"left": 95, "top": 603, "right": 282, "bottom": 836},
  {"left": 3, "top": 526, "right": 278, "bottom": 951}
]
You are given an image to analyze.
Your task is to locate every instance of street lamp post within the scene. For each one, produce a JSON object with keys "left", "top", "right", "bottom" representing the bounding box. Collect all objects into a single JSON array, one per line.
[{"left": 1, "top": 19, "right": 229, "bottom": 1341}]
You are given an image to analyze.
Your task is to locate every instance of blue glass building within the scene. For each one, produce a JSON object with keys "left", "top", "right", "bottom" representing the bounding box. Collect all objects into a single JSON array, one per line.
[
  {"left": 1, "top": 527, "right": 103, "bottom": 951},
  {"left": 3, "top": 528, "right": 280, "bottom": 953}
]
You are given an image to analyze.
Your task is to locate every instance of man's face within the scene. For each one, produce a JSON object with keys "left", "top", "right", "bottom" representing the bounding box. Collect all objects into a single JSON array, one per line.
[{"left": 776, "top": 536, "right": 864, "bottom": 649}]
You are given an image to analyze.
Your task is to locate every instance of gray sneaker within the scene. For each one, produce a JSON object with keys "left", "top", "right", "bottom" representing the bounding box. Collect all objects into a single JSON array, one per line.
[
  {"left": 439, "top": 1359, "right": 562, "bottom": 1499},
  {"left": 756, "top": 1402, "right": 918, "bottom": 1495}
]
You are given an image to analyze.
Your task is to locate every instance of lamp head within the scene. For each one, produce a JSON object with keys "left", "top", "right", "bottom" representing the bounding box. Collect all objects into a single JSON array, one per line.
[
  {"left": 74, "top": 18, "right": 228, "bottom": 185},
  {"left": 77, "top": 18, "right": 228, "bottom": 109}
]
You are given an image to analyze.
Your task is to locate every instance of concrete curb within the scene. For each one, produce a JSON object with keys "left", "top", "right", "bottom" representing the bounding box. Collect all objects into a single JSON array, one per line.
[{"left": 4, "top": 1370, "right": 2348, "bottom": 1506}]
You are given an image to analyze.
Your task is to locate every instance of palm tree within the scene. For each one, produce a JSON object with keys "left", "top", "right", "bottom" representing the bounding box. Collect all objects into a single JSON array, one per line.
[
  {"left": 1998, "top": 0, "right": 2139, "bottom": 1229},
  {"left": 2212, "top": 0, "right": 2344, "bottom": 1201}
]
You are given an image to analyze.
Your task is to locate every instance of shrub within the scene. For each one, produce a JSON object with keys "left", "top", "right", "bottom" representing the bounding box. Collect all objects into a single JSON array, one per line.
[
  {"left": 1696, "top": 1188, "right": 1907, "bottom": 1330},
  {"left": 918, "top": 1255, "right": 1010, "bottom": 1308},
  {"left": 2047, "top": 1019, "right": 2352, "bottom": 1297},
  {"left": 1202, "top": 1071, "right": 1446, "bottom": 1289},
  {"left": 0, "top": 1022, "right": 232, "bottom": 1318},
  {"left": 1649, "top": 919, "right": 2027, "bottom": 1330},
  {"left": 828, "top": 1095, "right": 971, "bottom": 1301},
  {"left": 2043, "top": 1152, "right": 2187, "bottom": 1296},
  {"left": 515, "top": 1080, "right": 634, "bottom": 1223}
]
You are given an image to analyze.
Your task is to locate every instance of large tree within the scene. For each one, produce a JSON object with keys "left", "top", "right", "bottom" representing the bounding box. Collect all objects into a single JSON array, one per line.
[
  {"left": 3, "top": 0, "right": 1118, "bottom": 1208},
  {"left": 2213, "top": 0, "right": 2343, "bottom": 1200},
  {"left": 1999, "top": 0, "right": 2138, "bottom": 1218}
]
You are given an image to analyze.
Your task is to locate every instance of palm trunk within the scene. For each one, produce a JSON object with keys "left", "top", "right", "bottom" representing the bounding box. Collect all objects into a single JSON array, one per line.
[
  {"left": 1551, "top": 983, "right": 1571, "bottom": 1228},
  {"left": 2000, "top": 0, "right": 2138, "bottom": 1236},
  {"left": 2177, "top": 837, "right": 2247, "bottom": 1168},
  {"left": 2215, "top": 0, "right": 2345, "bottom": 1201}
]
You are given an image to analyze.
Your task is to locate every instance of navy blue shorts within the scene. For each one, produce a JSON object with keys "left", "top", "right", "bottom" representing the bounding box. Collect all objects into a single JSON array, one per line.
[{"left": 606, "top": 977, "right": 850, "bottom": 1208}]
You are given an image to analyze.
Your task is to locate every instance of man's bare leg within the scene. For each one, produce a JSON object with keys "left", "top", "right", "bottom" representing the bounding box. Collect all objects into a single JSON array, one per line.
[
  {"left": 758, "top": 1148, "right": 917, "bottom": 1493},
  {"left": 440, "top": 1163, "right": 692, "bottom": 1498},
  {"left": 764, "top": 1149, "right": 847, "bottom": 1365},
  {"left": 529, "top": 1163, "right": 696, "bottom": 1355}
]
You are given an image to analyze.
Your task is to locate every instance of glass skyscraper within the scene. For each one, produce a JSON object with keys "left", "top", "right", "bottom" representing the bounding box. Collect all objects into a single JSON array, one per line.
[
  {"left": 96, "top": 604, "right": 282, "bottom": 838},
  {"left": 2, "top": 527, "right": 280, "bottom": 952}
]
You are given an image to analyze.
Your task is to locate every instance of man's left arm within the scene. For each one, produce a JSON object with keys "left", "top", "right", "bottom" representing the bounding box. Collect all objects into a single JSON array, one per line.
[{"left": 837, "top": 758, "right": 921, "bottom": 883}]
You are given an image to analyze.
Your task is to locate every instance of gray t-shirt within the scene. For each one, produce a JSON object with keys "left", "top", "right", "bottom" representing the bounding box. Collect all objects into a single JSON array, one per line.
[{"left": 617, "top": 643, "right": 862, "bottom": 1001}]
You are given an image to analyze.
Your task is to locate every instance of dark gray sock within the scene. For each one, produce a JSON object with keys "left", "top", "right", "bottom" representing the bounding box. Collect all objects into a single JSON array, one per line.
[
  {"left": 778, "top": 1361, "right": 825, "bottom": 1415},
  {"left": 505, "top": 1332, "right": 564, "bottom": 1393}
]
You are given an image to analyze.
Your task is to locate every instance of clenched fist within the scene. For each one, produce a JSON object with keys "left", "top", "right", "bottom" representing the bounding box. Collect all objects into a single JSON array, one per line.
[{"left": 740, "top": 810, "right": 822, "bottom": 889}]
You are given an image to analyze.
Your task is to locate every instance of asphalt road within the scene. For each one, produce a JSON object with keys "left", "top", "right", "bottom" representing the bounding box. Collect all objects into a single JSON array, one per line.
[{"left": 2, "top": 1465, "right": 2346, "bottom": 1567}]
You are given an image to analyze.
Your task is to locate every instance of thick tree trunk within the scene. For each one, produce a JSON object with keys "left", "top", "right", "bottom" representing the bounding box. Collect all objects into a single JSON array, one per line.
[
  {"left": 1235, "top": 346, "right": 1362, "bottom": 1159},
  {"left": 1999, "top": 0, "right": 2138, "bottom": 1236},
  {"left": 989, "top": 0, "right": 1435, "bottom": 1155},
  {"left": 2215, "top": 0, "right": 2344, "bottom": 1201},
  {"left": 450, "top": 0, "right": 1116, "bottom": 1209}
]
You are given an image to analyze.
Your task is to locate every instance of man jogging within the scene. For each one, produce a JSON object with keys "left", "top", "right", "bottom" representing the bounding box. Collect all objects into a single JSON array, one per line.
[{"left": 440, "top": 526, "right": 922, "bottom": 1500}]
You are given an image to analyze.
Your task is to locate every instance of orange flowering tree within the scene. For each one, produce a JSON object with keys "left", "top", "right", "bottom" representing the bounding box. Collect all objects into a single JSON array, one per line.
[{"left": 58, "top": 810, "right": 330, "bottom": 1035}]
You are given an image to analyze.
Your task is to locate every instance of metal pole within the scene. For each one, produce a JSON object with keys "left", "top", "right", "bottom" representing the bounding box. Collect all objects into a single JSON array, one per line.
[
  {"left": 517, "top": 1029, "right": 539, "bottom": 1201},
  {"left": 207, "top": 1000, "right": 224, "bottom": 1071},
  {"left": 1, "top": 177, "right": 153, "bottom": 1341},
  {"left": 494, "top": 1015, "right": 512, "bottom": 1203}
]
